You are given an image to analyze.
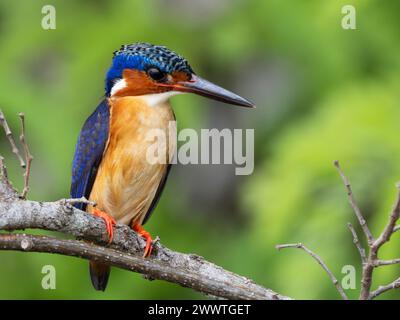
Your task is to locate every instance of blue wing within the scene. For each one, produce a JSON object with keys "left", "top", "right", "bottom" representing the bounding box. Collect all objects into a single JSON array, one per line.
[{"left": 70, "top": 99, "right": 110, "bottom": 210}]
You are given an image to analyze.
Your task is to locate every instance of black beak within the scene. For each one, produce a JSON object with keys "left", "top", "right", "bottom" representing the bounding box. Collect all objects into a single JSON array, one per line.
[{"left": 172, "top": 75, "right": 255, "bottom": 108}]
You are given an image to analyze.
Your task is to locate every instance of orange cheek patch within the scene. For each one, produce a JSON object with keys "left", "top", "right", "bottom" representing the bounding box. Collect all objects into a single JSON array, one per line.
[
  {"left": 112, "top": 69, "right": 170, "bottom": 97},
  {"left": 171, "top": 71, "right": 191, "bottom": 82}
]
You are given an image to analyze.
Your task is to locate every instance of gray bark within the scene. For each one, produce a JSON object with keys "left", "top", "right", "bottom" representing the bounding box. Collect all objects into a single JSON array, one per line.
[{"left": 0, "top": 179, "right": 290, "bottom": 300}]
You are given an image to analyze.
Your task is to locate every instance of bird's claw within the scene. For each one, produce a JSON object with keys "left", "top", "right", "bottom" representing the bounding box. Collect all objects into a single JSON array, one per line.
[
  {"left": 92, "top": 208, "right": 116, "bottom": 244},
  {"left": 132, "top": 223, "right": 153, "bottom": 258}
]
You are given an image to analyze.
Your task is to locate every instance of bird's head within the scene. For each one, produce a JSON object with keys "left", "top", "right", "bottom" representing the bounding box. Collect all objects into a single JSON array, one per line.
[{"left": 105, "top": 43, "right": 254, "bottom": 108}]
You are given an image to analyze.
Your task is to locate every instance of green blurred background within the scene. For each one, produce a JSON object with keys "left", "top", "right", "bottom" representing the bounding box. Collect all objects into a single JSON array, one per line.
[{"left": 1, "top": 0, "right": 400, "bottom": 299}]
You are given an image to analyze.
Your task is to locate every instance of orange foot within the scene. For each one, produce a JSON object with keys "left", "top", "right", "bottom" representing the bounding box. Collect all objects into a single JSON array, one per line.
[
  {"left": 92, "top": 208, "right": 116, "bottom": 244},
  {"left": 132, "top": 223, "right": 153, "bottom": 258}
]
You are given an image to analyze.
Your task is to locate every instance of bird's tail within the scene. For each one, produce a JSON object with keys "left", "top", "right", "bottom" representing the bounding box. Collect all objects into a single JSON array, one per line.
[{"left": 89, "top": 260, "right": 110, "bottom": 291}]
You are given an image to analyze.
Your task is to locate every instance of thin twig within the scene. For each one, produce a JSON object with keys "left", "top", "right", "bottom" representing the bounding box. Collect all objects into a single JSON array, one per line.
[
  {"left": 0, "top": 155, "right": 16, "bottom": 195},
  {"left": 18, "top": 113, "right": 33, "bottom": 199},
  {"left": 0, "top": 110, "right": 25, "bottom": 168},
  {"left": 373, "top": 184, "right": 400, "bottom": 250},
  {"left": 276, "top": 243, "right": 348, "bottom": 300},
  {"left": 0, "top": 156, "right": 8, "bottom": 182},
  {"left": 374, "top": 259, "right": 400, "bottom": 266},
  {"left": 334, "top": 160, "right": 374, "bottom": 244},
  {"left": 369, "top": 277, "right": 400, "bottom": 300},
  {"left": 347, "top": 223, "right": 367, "bottom": 264},
  {"left": 334, "top": 161, "right": 376, "bottom": 299}
]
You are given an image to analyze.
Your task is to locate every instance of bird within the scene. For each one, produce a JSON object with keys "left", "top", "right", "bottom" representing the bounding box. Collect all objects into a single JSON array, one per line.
[{"left": 70, "top": 43, "right": 254, "bottom": 291}]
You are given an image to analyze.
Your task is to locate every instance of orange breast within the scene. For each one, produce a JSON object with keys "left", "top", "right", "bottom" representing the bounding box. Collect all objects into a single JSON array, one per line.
[{"left": 87, "top": 96, "right": 175, "bottom": 225}]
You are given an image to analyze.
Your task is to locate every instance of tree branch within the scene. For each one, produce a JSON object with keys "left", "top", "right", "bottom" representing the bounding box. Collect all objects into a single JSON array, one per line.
[
  {"left": 369, "top": 277, "right": 400, "bottom": 300},
  {"left": 275, "top": 161, "right": 400, "bottom": 300},
  {"left": 0, "top": 182, "right": 289, "bottom": 300},
  {"left": 0, "top": 109, "right": 25, "bottom": 168},
  {"left": 334, "top": 161, "right": 400, "bottom": 300},
  {"left": 334, "top": 160, "right": 374, "bottom": 244},
  {"left": 0, "top": 232, "right": 287, "bottom": 300},
  {"left": 275, "top": 243, "right": 348, "bottom": 300},
  {"left": 359, "top": 184, "right": 400, "bottom": 300},
  {"left": 374, "top": 259, "right": 400, "bottom": 266},
  {"left": 373, "top": 183, "right": 400, "bottom": 250},
  {"left": 18, "top": 112, "right": 33, "bottom": 199},
  {"left": 347, "top": 222, "right": 367, "bottom": 264}
]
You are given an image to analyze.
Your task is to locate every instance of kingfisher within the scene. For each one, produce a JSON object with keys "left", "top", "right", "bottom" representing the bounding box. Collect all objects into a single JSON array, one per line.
[{"left": 70, "top": 43, "right": 254, "bottom": 291}]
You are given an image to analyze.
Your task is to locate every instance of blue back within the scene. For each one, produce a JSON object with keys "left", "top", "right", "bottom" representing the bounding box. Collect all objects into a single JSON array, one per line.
[{"left": 70, "top": 99, "right": 110, "bottom": 210}]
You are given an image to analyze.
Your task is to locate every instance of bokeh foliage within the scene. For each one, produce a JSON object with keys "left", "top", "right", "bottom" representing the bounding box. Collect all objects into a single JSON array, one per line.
[{"left": 0, "top": 0, "right": 400, "bottom": 299}]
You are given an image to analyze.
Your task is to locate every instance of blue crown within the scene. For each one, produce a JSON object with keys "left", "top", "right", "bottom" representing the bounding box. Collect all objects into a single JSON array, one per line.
[{"left": 105, "top": 43, "right": 194, "bottom": 96}]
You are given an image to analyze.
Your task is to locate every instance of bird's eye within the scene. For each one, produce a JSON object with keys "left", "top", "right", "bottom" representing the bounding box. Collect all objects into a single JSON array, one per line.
[{"left": 147, "top": 68, "right": 166, "bottom": 82}]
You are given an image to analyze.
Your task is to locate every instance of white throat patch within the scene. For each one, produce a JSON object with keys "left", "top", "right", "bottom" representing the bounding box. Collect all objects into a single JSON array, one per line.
[
  {"left": 110, "top": 79, "right": 127, "bottom": 96},
  {"left": 139, "top": 91, "right": 183, "bottom": 107}
]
